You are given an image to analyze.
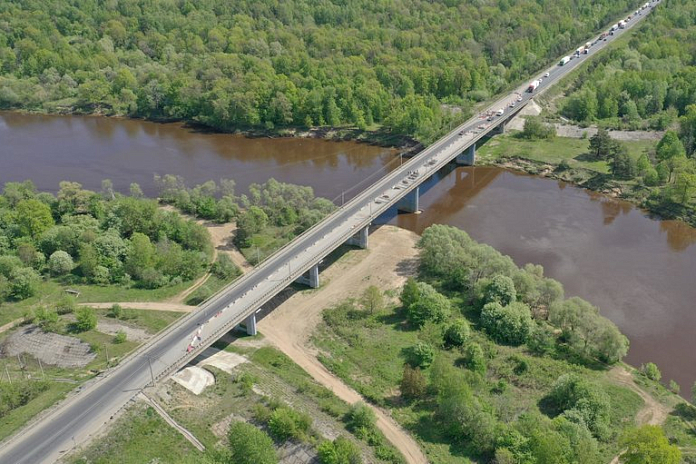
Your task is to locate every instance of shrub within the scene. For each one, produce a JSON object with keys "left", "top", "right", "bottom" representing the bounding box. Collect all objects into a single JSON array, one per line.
[
  {"left": 227, "top": 422, "right": 278, "bottom": 464},
  {"left": 35, "top": 306, "right": 60, "bottom": 332},
  {"left": 484, "top": 275, "right": 517, "bottom": 305},
  {"left": 480, "top": 301, "right": 534, "bottom": 345},
  {"left": 268, "top": 406, "right": 312, "bottom": 441},
  {"left": 114, "top": 330, "right": 127, "bottom": 344},
  {"left": 443, "top": 319, "right": 470, "bottom": 348},
  {"left": 55, "top": 295, "right": 76, "bottom": 314},
  {"left": 74, "top": 307, "right": 97, "bottom": 332},
  {"left": 400, "top": 365, "right": 427, "bottom": 400},
  {"left": 107, "top": 303, "right": 123, "bottom": 319},
  {"left": 641, "top": 362, "right": 661, "bottom": 382},
  {"left": 464, "top": 343, "right": 487, "bottom": 376},
  {"left": 545, "top": 374, "right": 610, "bottom": 439},
  {"left": 317, "top": 436, "right": 363, "bottom": 464},
  {"left": 408, "top": 342, "right": 435, "bottom": 368},
  {"left": 211, "top": 254, "right": 241, "bottom": 280},
  {"left": 346, "top": 402, "right": 376, "bottom": 432}
]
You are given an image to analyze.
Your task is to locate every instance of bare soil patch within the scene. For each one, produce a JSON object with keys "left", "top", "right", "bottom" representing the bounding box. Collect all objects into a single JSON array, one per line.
[
  {"left": 96, "top": 319, "right": 150, "bottom": 343},
  {"left": 608, "top": 365, "right": 670, "bottom": 426},
  {"left": 258, "top": 225, "right": 428, "bottom": 464},
  {"left": 2, "top": 325, "right": 96, "bottom": 368},
  {"left": 79, "top": 302, "right": 193, "bottom": 312}
]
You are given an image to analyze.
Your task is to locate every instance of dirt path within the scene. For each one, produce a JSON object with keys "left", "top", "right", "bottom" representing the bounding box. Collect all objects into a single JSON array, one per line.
[
  {"left": 0, "top": 317, "right": 23, "bottom": 335},
  {"left": 608, "top": 366, "right": 670, "bottom": 426},
  {"left": 79, "top": 302, "right": 193, "bottom": 312},
  {"left": 258, "top": 225, "right": 428, "bottom": 464}
]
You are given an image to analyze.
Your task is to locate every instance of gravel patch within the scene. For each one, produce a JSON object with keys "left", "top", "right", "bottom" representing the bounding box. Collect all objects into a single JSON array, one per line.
[
  {"left": 97, "top": 319, "right": 150, "bottom": 343},
  {"left": 2, "top": 325, "right": 96, "bottom": 368}
]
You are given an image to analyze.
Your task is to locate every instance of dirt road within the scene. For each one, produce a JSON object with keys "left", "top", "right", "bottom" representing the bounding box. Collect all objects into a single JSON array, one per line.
[
  {"left": 608, "top": 366, "right": 670, "bottom": 426},
  {"left": 79, "top": 302, "right": 193, "bottom": 312},
  {"left": 258, "top": 225, "right": 428, "bottom": 464}
]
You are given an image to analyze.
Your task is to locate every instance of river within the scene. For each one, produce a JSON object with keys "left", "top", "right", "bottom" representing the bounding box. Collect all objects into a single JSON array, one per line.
[{"left": 2, "top": 111, "right": 695, "bottom": 393}]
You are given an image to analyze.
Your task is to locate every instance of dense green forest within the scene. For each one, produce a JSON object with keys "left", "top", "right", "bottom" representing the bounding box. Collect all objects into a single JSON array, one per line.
[
  {"left": 558, "top": 0, "right": 696, "bottom": 138},
  {"left": 315, "top": 224, "right": 690, "bottom": 463},
  {"left": 0, "top": 0, "right": 644, "bottom": 141}
]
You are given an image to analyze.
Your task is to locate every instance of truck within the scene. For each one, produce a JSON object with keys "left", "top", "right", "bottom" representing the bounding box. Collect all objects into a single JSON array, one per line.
[
  {"left": 527, "top": 80, "right": 540, "bottom": 93},
  {"left": 618, "top": 20, "right": 626, "bottom": 29},
  {"left": 574, "top": 47, "right": 583, "bottom": 56},
  {"left": 496, "top": 108, "right": 505, "bottom": 116},
  {"left": 560, "top": 56, "right": 571, "bottom": 65},
  {"left": 610, "top": 23, "right": 619, "bottom": 31}
]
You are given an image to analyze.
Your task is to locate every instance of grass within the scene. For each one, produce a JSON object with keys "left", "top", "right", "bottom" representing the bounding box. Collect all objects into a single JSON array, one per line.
[
  {"left": 312, "top": 299, "right": 649, "bottom": 463},
  {"left": 93, "top": 307, "right": 183, "bottom": 334},
  {"left": 239, "top": 224, "right": 296, "bottom": 265},
  {"left": 69, "top": 403, "right": 198, "bottom": 464},
  {"left": 477, "top": 133, "right": 656, "bottom": 174}
]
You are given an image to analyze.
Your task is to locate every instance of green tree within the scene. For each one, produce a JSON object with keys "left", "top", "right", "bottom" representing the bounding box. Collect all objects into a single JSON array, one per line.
[
  {"left": 346, "top": 402, "right": 376, "bottom": 432},
  {"left": 124, "top": 232, "right": 155, "bottom": 279},
  {"left": 9, "top": 267, "right": 39, "bottom": 300},
  {"left": 48, "top": 250, "right": 74, "bottom": 275},
  {"left": 360, "top": 285, "right": 383, "bottom": 314},
  {"left": 317, "top": 436, "right": 362, "bottom": 464},
  {"left": 484, "top": 274, "right": 517, "bottom": 305},
  {"left": 619, "top": 425, "right": 681, "bottom": 464},
  {"left": 480, "top": 301, "right": 534, "bottom": 345},
  {"left": 464, "top": 342, "right": 487, "bottom": 375},
  {"left": 406, "top": 284, "right": 451, "bottom": 327},
  {"left": 641, "top": 362, "right": 661, "bottom": 382},
  {"left": 400, "top": 277, "right": 420, "bottom": 309},
  {"left": 611, "top": 146, "right": 637, "bottom": 179},
  {"left": 74, "top": 307, "right": 97, "bottom": 332},
  {"left": 520, "top": 116, "right": 555, "bottom": 140},
  {"left": 227, "top": 422, "right": 278, "bottom": 464},
  {"left": 546, "top": 374, "right": 611, "bottom": 439},
  {"left": 408, "top": 342, "right": 435, "bottom": 368},
  {"left": 15, "top": 199, "right": 54, "bottom": 239},
  {"left": 400, "top": 364, "right": 427, "bottom": 400},
  {"left": 588, "top": 129, "right": 613, "bottom": 160}
]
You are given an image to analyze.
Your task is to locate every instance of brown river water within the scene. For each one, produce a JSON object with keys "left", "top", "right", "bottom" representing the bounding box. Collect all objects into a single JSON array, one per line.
[{"left": 2, "top": 112, "right": 695, "bottom": 392}]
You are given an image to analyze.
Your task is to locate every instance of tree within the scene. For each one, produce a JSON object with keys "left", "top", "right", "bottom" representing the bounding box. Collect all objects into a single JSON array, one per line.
[
  {"left": 400, "top": 277, "right": 420, "bottom": 308},
  {"left": 15, "top": 199, "right": 54, "bottom": 239},
  {"left": 406, "top": 284, "right": 451, "bottom": 327},
  {"left": 588, "top": 129, "right": 613, "bottom": 160},
  {"left": 480, "top": 301, "right": 534, "bottom": 345},
  {"left": 484, "top": 274, "right": 517, "bottom": 305},
  {"left": 211, "top": 254, "right": 240, "bottom": 280},
  {"left": 619, "top": 425, "right": 681, "bottom": 464},
  {"left": 48, "top": 250, "right": 74, "bottom": 275},
  {"left": 641, "top": 362, "right": 661, "bottom": 382},
  {"left": 9, "top": 267, "right": 39, "bottom": 300},
  {"left": 464, "top": 343, "right": 487, "bottom": 375},
  {"left": 360, "top": 285, "right": 383, "bottom": 314},
  {"left": 346, "top": 403, "right": 376, "bottom": 432},
  {"left": 401, "top": 364, "right": 427, "bottom": 400},
  {"left": 520, "top": 116, "right": 555, "bottom": 140},
  {"left": 411, "top": 340, "right": 437, "bottom": 366},
  {"left": 656, "top": 131, "right": 687, "bottom": 162},
  {"left": 227, "top": 422, "right": 278, "bottom": 464},
  {"left": 546, "top": 374, "right": 610, "bottom": 439},
  {"left": 611, "top": 146, "right": 637, "bottom": 179},
  {"left": 74, "top": 307, "right": 97, "bottom": 332},
  {"left": 124, "top": 232, "right": 154, "bottom": 279},
  {"left": 669, "top": 380, "right": 680, "bottom": 394}
]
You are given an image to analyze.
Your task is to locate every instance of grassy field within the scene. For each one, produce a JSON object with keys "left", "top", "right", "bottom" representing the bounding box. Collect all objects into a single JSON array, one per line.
[
  {"left": 70, "top": 340, "right": 399, "bottom": 464},
  {"left": 69, "top": 403, "right": 198, "bottom": 464},
  {"left": 0, "top": 308, "right": 184, "bottom": 441},
  {"left": 477, "top": 134, "right": 656, "bottom": 174},
  {"left": 312, "top": 300, "right": 657, "bottom": 463}
]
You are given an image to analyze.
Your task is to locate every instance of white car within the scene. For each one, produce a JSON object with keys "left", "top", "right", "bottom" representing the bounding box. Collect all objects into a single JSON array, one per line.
[{"left": 544, "top": 72, "right": 550, "bottom": 77}]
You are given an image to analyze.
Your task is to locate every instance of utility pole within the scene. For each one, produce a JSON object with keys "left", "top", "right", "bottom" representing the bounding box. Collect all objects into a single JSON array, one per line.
[
  {"left": 38, "top": 358, "right": 45, "bottom": 379},
  {"left": 341, "top": 191, "right": 345, "bottom": 206},
  {"left": 146, "top": 356, "right": 155, "bottom": 386},
  {"left": 5, "top": 365, "right": 11, "bottom": 384},
  {"left": 104, "top": 344, "right": 110, "bottom": 368}
]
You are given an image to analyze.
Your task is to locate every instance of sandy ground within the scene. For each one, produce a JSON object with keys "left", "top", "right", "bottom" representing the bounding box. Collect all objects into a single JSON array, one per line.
[
  {"left": 258, "top": 225, "right": 428, "bottom": 464},
  {"left": 507, "top": 99, "right": 663, "bottom": 141},
  {"left": 96, "top": 319, "right": 150, "bottom": 343},
  {"left": 79, "top": 302, "right": 193, "bottom": 312}
]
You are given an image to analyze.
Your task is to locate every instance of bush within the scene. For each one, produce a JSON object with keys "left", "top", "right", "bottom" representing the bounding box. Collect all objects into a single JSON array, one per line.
[
  {"left": 211, "top": 254, "right": 241, "bottom": 280},
  {"left": 317, "top": 436, "right": 363, "bottom": 464},
  {"left": 641, "top": 362, "right": 662, "bottom": 382},
  {"left": 401, "top": 364, "right": 427, "bottom": 400},
  {"left": 55, "top": 295, "right": 76, "bottom": 314},
  {"left": 268, "top": 406, "right": 312, "bottom": 441},
  {"left": 483, "top": 275, "right": 517, "bottom": 305},
  {"left": 464, "top": 343, "right": 487, "bottom": 376},
  {"left": 9, "top": 266, "right": 40, "bottom": 300},
  {"left": 114, "top": 330, "right": 127, "bottom": 344},
  {"left": 346, "top": 402, "right": 376, "bottom": 432},
  {"left": 406, "top": 284, "right": 451, "bottom": 328},
  {"left": 107, "top": 303, "right": 123, "bottom": 319},
  {"left": 35, "top": 306, "right": 60, "bottom": 332},
  {"left": 74, "top": 307, "right": 97, "bottom": 332},
  {"left": 443, "top": 319, "right": 470, "bottom": 348},
  {"left": 227, "top": 422, "right": 278, "bottom": 464},
  {"left": 545, "top": 374, "right": 610, "bottom": 439},
  {"left": 408, "top": 342, "right": 435, "bottom": 368}
]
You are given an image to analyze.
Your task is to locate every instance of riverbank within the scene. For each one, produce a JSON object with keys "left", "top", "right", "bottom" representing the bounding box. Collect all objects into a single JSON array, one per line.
[{"left": 476, "top": 133, "right": 696, "bottom": 228}]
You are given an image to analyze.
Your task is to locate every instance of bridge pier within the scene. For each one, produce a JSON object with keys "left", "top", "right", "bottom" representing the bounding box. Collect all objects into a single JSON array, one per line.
[
  {"left": 396, "top": 187, "right": 420, "bottom": 213},
  {"left": 491, "top": 120, "right": 506, "bottom": 135},
  {"left": 456, "top": 144, "right": 476, "bottom": 166},
  {"left": 346, "top": 225, "right": 369, "bottom": 249},
  {"left": 295, "top": 264, "right": 320, "bottom": 288},
  {"left": 244, "top": 313, "right": 257, "bottom": 336}
]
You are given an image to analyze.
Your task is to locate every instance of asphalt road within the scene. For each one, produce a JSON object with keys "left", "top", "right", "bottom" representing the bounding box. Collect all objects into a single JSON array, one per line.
[{"left": 0, "top": 2, "right": 660, "bottom": 463}]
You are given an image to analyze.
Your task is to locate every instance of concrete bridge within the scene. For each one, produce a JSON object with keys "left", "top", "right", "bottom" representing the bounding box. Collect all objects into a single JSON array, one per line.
[{"left": 0, "top": 2, "right": 661, "bottom": 462}]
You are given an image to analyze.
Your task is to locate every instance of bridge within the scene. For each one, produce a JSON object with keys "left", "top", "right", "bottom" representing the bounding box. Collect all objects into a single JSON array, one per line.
[{"left": 0, "top": 2, "right": 660, "bottom": 463}]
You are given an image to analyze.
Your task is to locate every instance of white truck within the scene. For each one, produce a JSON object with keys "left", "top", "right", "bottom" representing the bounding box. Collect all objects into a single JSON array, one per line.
[
  {"left": 560, "top": 56, "right": 571, "bottom": 65},
  {"left": 527, "top": 80, "right": 540, "bottom": 93},
  {"left": 618, "top": 20, "right": 626, "bottom": 29}
]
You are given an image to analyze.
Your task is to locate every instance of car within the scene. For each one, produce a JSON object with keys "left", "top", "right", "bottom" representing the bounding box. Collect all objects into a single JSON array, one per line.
[
  {"left": 477, "top": 124, "right": 486, "bottom": 130},
  {"left": 544, "top": 72, "right": 550, "bottom": 77},
  {"left": 458, "top": 130, "right": 465, "bottom": 135},
  {"left": 517, "top": 95, "right": 523, "bottom": 102},
  {"left": 509, "top": 102, "right": 516, "bottom": 108},
  {"left": 487, "top": 116, "right": 493, "bottom": 121}
]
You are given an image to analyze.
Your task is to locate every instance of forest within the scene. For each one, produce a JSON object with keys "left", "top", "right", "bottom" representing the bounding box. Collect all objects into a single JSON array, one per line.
[{"left": 0, "top": 0, "right": 646, "bottom": 141}]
